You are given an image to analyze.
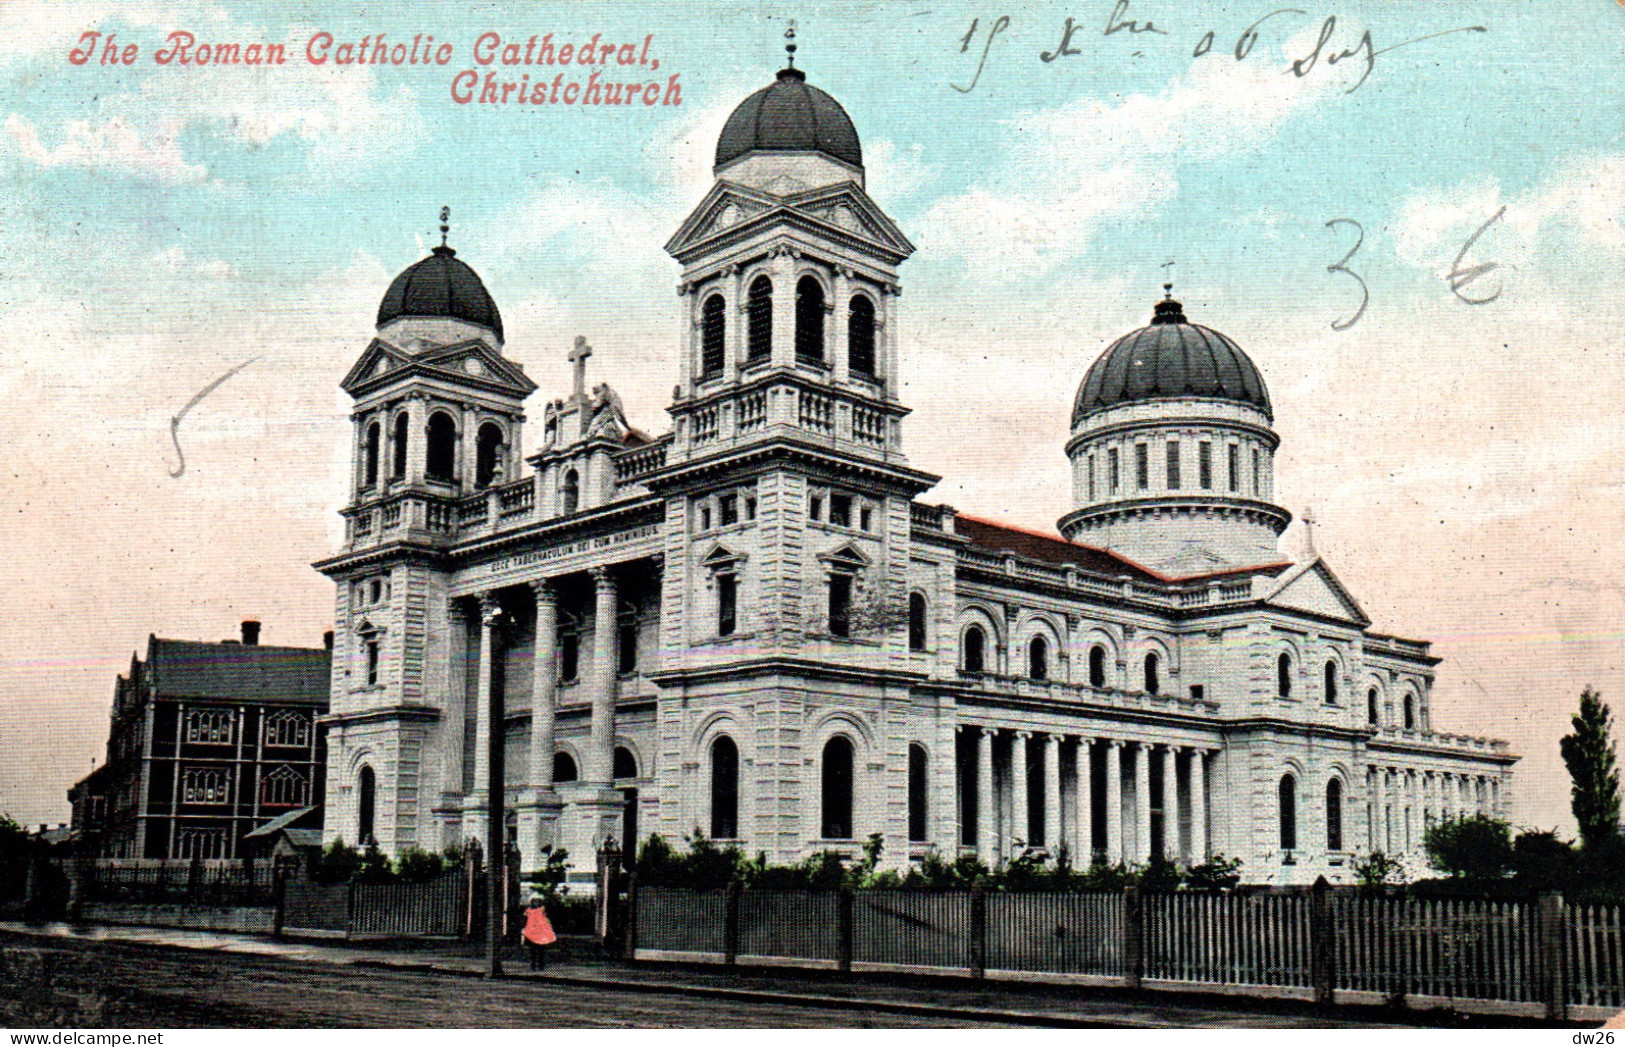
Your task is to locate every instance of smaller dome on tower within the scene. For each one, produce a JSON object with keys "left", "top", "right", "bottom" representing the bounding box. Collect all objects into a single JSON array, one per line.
[
  {"left": 1072, "top": 293, "right": 1270, "bottom": 426},
  {"left": 377, "top": 245, "right": 503, "bottom": 341},
  {"left": 715, "top": 67, "right": 863, "bottom": 170}
]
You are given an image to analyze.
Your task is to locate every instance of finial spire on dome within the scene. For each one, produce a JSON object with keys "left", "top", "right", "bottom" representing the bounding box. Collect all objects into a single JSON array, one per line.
[
  {"left": 1163, "top": 281, "right": 1174, "bottom": 300},
  {"left": 439, "top": 206, "right": 450, "bottom": 249},
  {"left": 785, "top": 20, "right": 797, "bottom": 68}
]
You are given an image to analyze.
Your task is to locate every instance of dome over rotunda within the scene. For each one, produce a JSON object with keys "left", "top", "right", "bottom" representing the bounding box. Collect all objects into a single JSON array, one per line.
[
  {"left": 714, "top": 66, "right": 863, "bottom": 170},
  {"left": 377, "top": 244, "right": 503, "bottom": 342},
  {"left": 1072, "top": 291, "right": 1270, "bottom": 427}
]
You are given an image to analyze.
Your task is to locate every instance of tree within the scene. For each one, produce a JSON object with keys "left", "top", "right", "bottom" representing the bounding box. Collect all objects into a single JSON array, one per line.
[
  {"left": 1560, "top": 687, "right": 1621, "bottom": 852},
  {"left": 1422, "top": 814, "right": 1514, "bottom": 880},
  {"left": 1354, "top": 850, "right": 1406, "bottom": 891}
]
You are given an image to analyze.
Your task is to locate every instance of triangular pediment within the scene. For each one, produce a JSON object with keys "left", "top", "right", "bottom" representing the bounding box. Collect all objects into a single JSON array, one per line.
[
  {"left": 1264, "top": 559, "right": 1370, "bottom": 626},
  {"left": 665, "top": 180, "right": 915, "bottom": 263},
  {"left": 341, "top": 338, "right": 536, "bottom": 398}
]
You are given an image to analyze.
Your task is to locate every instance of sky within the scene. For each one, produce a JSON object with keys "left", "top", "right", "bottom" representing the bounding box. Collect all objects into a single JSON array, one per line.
[{"left": 1, "top": 0, "right": 1622, "bottom": 837}]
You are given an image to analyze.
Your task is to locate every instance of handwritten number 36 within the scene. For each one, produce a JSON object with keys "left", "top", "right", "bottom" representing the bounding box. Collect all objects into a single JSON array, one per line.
[{"left": 1324, "top": 218, "right": 1368, "bottom": 331}]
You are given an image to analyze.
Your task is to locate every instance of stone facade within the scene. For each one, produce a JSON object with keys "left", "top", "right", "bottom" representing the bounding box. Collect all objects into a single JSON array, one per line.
[{"left": 314, "top": 63, "right": 1515, "bottom": 887}]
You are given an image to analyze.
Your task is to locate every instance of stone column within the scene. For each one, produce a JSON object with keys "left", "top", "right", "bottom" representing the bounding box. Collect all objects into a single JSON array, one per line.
[
  {"left": 517, "top": 579, "right": 562, "bottom": 870},
  {"left": 1190, "top": 749, "right": 1208, "bottom": 861},
  {"left": 1162, "top": 744, "right": 1181, "bottom": 863},
  {"left": 1042, "top": 733, "right": 1061, "bottom": 855},
  {"left": 464, "top": 594, "right": 501, "bottom": 843},
  {"left": 1010, "top": 732, "right": 1029, "bottom": 855},
  {"left": 976, "top": 727, "right": 995, "bottom": 866},
  {"left": 832, "top": 267, "right": 851, "bottom": 383},
  {"left": 1075, "top": 737, "right": 1094, "bottom": 862},
  {"left": 724, "top": 265, "right": 743, "bottom": 383},
  {"left": 770, "top": 250, "right": 795, "bottom": 369},
  {"left": 1368, "top": 766, "right": 1383, "bottom": 851},
  {"left": 1135, "top": 742, "right": 1153, "bottom": 864},
  {"left": 587, "top": 566, "right": 618, "bottom": 785},
  {"left": 1105, "top": 740, "right": 1124, "bottom": 863},
  {"left": 405, "top": 394, "right": 426, "bottom": 486}
]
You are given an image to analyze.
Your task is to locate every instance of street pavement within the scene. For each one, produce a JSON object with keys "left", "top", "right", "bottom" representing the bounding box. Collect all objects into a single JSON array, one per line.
[{"left": 0, "top": 921, "right": 1566, "bottom": 1029}]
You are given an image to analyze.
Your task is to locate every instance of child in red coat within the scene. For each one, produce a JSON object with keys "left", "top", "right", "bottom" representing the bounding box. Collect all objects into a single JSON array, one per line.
[{"left": 523, "top": 894, "right": 557, "bottom": 971}]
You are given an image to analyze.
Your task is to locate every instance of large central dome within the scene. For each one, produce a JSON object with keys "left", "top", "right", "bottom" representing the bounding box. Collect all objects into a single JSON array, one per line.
[
  {"left": 1072, "top": 295, "right": 1270, "bottom": 426},
  {"left": 377, "top": 245, "right": 503, "bottom": 342},
  {"left": 715, "top": 67, "right": 862, "bottom": 170}
]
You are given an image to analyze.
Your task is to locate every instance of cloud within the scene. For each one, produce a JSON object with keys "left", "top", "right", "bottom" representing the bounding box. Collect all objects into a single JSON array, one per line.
[
  {"left": 5, "top": 113, "right": 207, "bottom": 183},
  {"left": 916, "top": 43, "right": 1338, "bottom": 283}
]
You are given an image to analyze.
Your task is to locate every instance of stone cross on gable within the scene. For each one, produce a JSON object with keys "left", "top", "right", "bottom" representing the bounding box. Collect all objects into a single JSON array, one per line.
[
  {"left": 1302, "top": 505, "right": 1317, "bottom": 558},
  {"left": 568, "top": 336, "right": 592, "bottom": 398}
]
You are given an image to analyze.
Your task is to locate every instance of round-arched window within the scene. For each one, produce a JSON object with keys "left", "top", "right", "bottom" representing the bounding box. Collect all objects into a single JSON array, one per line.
[
  {"left": 1325, "top": 778, "right": 1343, "bottom": 851},
  {"left": 357, "top": 765, "right": 376, "bottom": 845},
  {"left": 475, "top": 422, "right": 504, "bottom": 488},
  {"left": 848, "top": 295, "right": 876, "bottom": 376},
  {"left": 795, "top": 276, "right": 825, "bottom": 363},
  {"left": 821, "top": 736, "right": 854, "bottom": 840},
  {"left": 907, "top": 593, "right": 927, "bottom": 652},
  {"left": 1323, "top": 660, "right": 1338, "bottom": 705},
  {"left": 613, "top": 746, "right": 638, "bottom": 780},
  {"left": 552, "top": 752, "right": 579, "bottom": 783},
  {"left": 561, "top": 469, "right": 580, "bottom": 515},
  {"left": 1089, "top": 645, "right": 1107, "bottom": 688},
  {"left": 1403, "top": 695, "right": 1416, "bottom": 730},
  {"left": 1028, "top": 635, "right": 1049, "bottom": 681},
  {"left": 1277, "top": 653, "right": 1293, "bottom": 698},
  {"left": 425, "top": 412, "right": 457, "bottom": 482},
  {"left": 907, "top": 743, "right": 928, "bottom": 843},
  {"left": 1144, "top": 652, "right": 1161, "bottom": 696},
  {"left": 1279, "top": 773, "right": 1298, "bottom": 851},
  {"left": 746, "top": 276, "right": 773, "bottom": 362},
  {"left": 963, "top": 625, "right": 986, "bottom": 674},
  {"left": 700, "top": 294, "right": 726, "bottom": 377},
  {"left": 710, "top": 736, "right": 738, "bottom": 839},
  {"left": 363, "top": 422, "right": 381, "bottom": 488}
]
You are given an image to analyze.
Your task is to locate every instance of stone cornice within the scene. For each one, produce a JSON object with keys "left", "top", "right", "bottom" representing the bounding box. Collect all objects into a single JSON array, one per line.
[{"left": 319, "top": 705, "right": 442, "bottom": 728}]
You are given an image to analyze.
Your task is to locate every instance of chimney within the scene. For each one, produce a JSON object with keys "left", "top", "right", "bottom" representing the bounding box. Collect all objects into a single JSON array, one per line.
[
  {"left": 323, "top": 630, "right": 334, "bottom": 652},
  {"left": 241, "top": 620, "right": 261, "bottom": 646}
]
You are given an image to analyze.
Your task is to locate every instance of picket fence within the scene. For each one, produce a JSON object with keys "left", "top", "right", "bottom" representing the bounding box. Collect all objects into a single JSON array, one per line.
[
  {"left": 279, "top": 867, "right": 470, "bottom": 938},
  {"left": 632, "top": 883, "right": 1623, "bottom": 1020}
]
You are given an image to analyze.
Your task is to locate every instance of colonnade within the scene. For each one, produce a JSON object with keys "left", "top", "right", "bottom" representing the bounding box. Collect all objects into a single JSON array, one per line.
[
  {"left": 1367, "top": 764, "right": 1504, "bottom": 855},
  {"left": 963, "top": 727, "right": 1213, "bottom": 867}
]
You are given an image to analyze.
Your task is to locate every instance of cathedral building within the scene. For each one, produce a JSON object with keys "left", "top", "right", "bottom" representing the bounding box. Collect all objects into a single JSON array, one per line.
[{"left": 314, "top": 58, "right": 1515, "bottom": 886}]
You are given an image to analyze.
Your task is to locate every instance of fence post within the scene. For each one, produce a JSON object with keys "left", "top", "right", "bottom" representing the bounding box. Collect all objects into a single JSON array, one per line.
[
  {"left": 1124, "top": 884, "right": 1143, "bottom": 991},
  {"left": 724, "top": 881, "right": 741, "bottom": 966},
  {"left": 1310, "top": 876, "right": 1334, "bottom": 1006},
  {"left": 969, "top": 888, "right": 987, "bottom": 979},
  {"left": 1539, "top": 891, "right": 1567, "bottom": 1022},
  {"left": 838, "top": 888, "right": 854, "bottom": 973},
  {"left": 187, "top": 852, "right": 203, "bottom": 905},
  {"left": 271, "top": 867, "right": 287, "bottom": 940},
  {"left": 345, "top": 879, "right": 357, "bottom": 939},
  {"left": 623, "top": 872, "right": 639, "bottom": 961}
]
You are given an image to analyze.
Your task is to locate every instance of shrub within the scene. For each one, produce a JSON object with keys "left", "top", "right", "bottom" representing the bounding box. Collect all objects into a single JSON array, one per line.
[
  {"left": 310, "top": 839, "right": 361, "bottom": 884},
  {"left": 523, "top": 845, "right": 570, "bottom": 906},
  {"left": 1354, "top": 850, "right": 1405, "bottom": 891},
  {"left": 396, "top": 847, "right": 448, "bottom": 883},
  {"left": 1184, "top": 854, "right": 1244, "bottom": 891},
  {"left": 1423, "top": 815, "right": 1513, "bottom": 881}
]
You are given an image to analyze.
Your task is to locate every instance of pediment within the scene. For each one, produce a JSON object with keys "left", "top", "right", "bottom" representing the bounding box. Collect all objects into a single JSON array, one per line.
[
  {"left": 701, "top": 544, "right": 743, "bottom": 567},
  {"left": 1264, "top": 559, "right": 1370, "bottom": 626},
  {"left": 341, "top": 338, "right": 536, "bottom": 398},
  {"left": 665, "top": 180, "right": 915, "bottom": 263},
  {"left": 821, "top": 543, "right": 871, "bottom": 569}
]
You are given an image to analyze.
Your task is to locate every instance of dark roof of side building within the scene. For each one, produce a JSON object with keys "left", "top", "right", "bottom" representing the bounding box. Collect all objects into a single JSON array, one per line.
[
  {"left": 146, "top": 637, "right": 330, "bottom": 703},
  {"left": 954, "top": 515, "right": 1165, "bottom": 583}
]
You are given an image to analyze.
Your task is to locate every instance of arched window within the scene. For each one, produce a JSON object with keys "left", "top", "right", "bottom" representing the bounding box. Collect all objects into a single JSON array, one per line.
[
  {"left": 821, "top": 736, "right": 854, "bottom": 839},
  {"left": 746, "top": 276, "right": 772, "bottom": 362},
  {"left": 700, "top": 294, "right": 726, "bottom": 377},
  {"left": 907, "top": 593, "right": 927, "bottom": 652},
  {"left": 552, "top": 752, "right": 578, "bottom": 783},
  {"left": 561, "top": 469, "right": 580, "bottom": 515},
  {"left": 1367, "top": 688, "right": 1379, "bottom": 725},
  {"left": 1324, "top": 660, "right": 1338, "bottom": 705},
  {"left": 1276, "top": 653, "right": 1293, "bottom": 698},
  {"left": 1326, "top": 778, "right": 1344, "bottom": 851},
  {"left": 475, "top": 422, "right": 504, "bottom": 488},
  {"left": 848, "top": 295, "right": 876, "bottom": 376},
  {"left": 613, "top": 746, "right": 638, "bottom": 780},
  {"left": 363, "top": 422, "right": 381, "bottom": 487},
  {"left": 1278, "top": 773, "right": 1297, "bottom": 852},
  {"left": 1028, "top": 635, "right": 1049, "bottom": 681},
  {"left": 963, "top": 625, "right": 986, "bottom": 674},
  {"left": 711, "top": 736, "right": 739, "bottom": 839},
  {"left": 425, "top": 412, "right": 457, "bottom": 482},
  {"left": 1144, "top": 652, "right": 1161, "bottom": 696},
  {"left": 1403, "top": 695, "right": 1415, "bottom": 730},
  {"left": 908, "top": 743, "right": 928, "bottom": 842},
  {"left": 795, "top": 276, "right": 825, "bottom": 363},
  {"left": 357, "top": 765, "right": 376, "bottom": 845},
  {"left": 391, "top": 413, "right": 409, "bottom": 479},
  {"left": 1089, "top": 645, "right": 1108, "bottom": 688}
]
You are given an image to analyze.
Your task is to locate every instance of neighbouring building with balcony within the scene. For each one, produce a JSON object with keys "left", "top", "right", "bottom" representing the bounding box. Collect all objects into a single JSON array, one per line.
[
  {"left": 70, "top": 622, "right": 331, "bottom": 859},
  {"left": 314, "top": 57, "right": 1515, "bottom": 886}
]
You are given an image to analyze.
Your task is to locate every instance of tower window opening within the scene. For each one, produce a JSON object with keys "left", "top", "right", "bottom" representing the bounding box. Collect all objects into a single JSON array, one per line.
[
  {"left": 1279, "top": 773, "right": 1298, "bottom": 852},
  {"left": 1324, "top": 660, "right": 1338, "bottom": 705},
  {"left": 719, "top": 493, "right": 738, "bottom": 526},
  {"left": 1326, "top": 778, "right": 1344, "bottom": 851},
  {"left": 908, "top": 593, "right": 927, "bottom": 651},
  {"left": 859, "top": 505, "right": 873, "bottom": 531},
  {"left": 848, "top": 295, "right": 876, "bottom": 376},
  {"left": 1278, "top": 653, "right": 1293, "bottom": 698},
  {"left": 1252, "top": 448, "right": 1261, "bottom": 496},
  {"left": 1198, "top": 441, "right": 1212, "bottom": 490},
  {"left": 821, "top": 735, "right": 854, "bottom": 839},
  {"left": 1404, "top": 694, "right": 1416, "bottom": 730},
  {"left": 1135, "top": 444, "right": 1149, "bottom": 491},
  {"left": 392, "top": 413, "right": 409, "bottom": 480},
  {"left": 1144, "top": 652, "right": 1161, "bottom": 695},
  {"left": 365, "top": 635, "right": 380, "bottom": 686},
  {"left": 357, "top": 766, "right": 376, "bottom": 845},
  {"left": 700, "top": 294, "right": 726, "bottom": 377},
  {"left": 795, "top": 276, "right": 825, "bottom": 364},
  {"left": 552, "top": 752, "right": 578, "bottom": 783},
  {"left": 1086, "top": 453, "right": 1096, "bottom": 500},
  {"left": 475, "top": 422, "right": 504, "bottom": 488},
  {"left": 1028, "top": 635, "right": 1049, "bottom": 681},
  {"left": 828, "top": 573, "right": 853, "bottom": 638},
  {"left": 963, "top": 625, "right": 986, "bottom": 674},
  {"left": 747, "top": 276, "right": 773, "bottom": 362},
  {"left": 1089, "top": 645, "right": 1107, "bottom": 688},
  {"left": 1368, "top": 687, "right": 1379, "bottom": 725},
  {"left": 1228, "top": 444, "right": 1239, "bottom": 492},
  {"left": 1166, "top": 440, "right": 1181, "bottom": 490},
  {"left": 1109, "top": 448, "right": 1120, "bottom": 494},
  {"left": 363, "top": 422, "right": 381, "bottom": 488},
  {"left": 717, "top": 573, "right": 737, "bottom": 637},
  {"left": 711, "top": 736, "right": 739, "bottom": 839},
  {"left": 425, "top": 412, "right": 457, "bottom": 483},
  {"left": 561, "top": 469, "right": 580, "bottom": 515},
  {"left": 829, "top": 494, "right": 852, "bottom": 527}
]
